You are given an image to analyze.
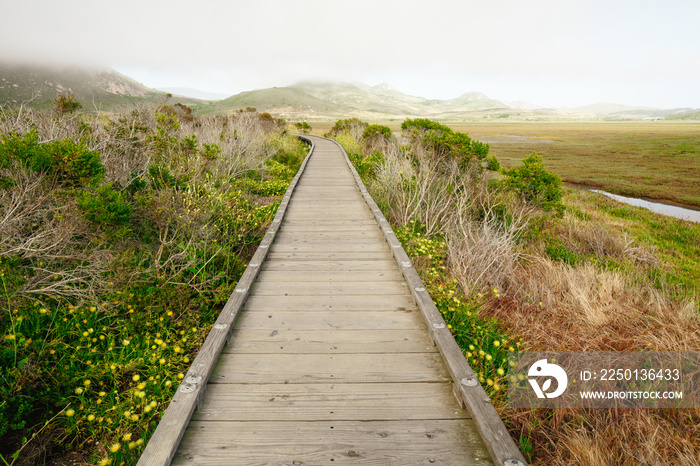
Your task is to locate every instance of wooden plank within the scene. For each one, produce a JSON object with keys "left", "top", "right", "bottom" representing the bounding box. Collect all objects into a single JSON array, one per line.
[
  {"left": 249, "top": 280, "right": 409, "bottom": 296},
  {"left": 280, "top": 220, "right": 378, "bottom": 226},
  {"left": 223, "top": 329, "right": 437, "bottom": 354},
  {"left": 273, "top": 232, "right": 386, "bottom": 242},
  {"left": 191, "top": 382, "right": 467, "bottom": 421},
  {"left": 288, "top": 196, "right": 365, "bottom": 202},
  {"left": 172, "top": 420, "right": 492, "bottom": 465},
  {"left": 278, "top": 224, "right": 380, "bottom": 232},
  {"left": 271, "top": 239, "right": 386, "bottom": 248},
  {"left": 243, "top": 295, "right": 416, "bottom": 312},
  {"left": 270, "top": 243, "right": 388, "bottom": 253},
  {"left": 209, "top": 353, "right": 451, "bottom": 384},
  {"left": 285, "top": 206, "right": 370, "bottom": 213},
  {"left": 272, "top": 238, "right": 386, "bottom": 247},
  {"left": 278, "top": 214, "right": 375, "bottom": 222},
  {"left": 256, "top": 270, "right": 403, "bottom": 282},
  {"left": 293, "top": 186, "right": 359, "bottom": 191},
  {"left": 234, "top": 310, "right": 423, "bottom": 331},
  {"left": 266, "top": 251, "right": 393, "bottom": 261},
  {"left": 260, "top": 259, "right": 398, "bottom": 272}
]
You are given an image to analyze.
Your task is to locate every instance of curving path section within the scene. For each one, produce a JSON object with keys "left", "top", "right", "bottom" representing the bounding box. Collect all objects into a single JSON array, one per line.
[{"left": 139, "top": 136, "right": 526, "bottom": 465}]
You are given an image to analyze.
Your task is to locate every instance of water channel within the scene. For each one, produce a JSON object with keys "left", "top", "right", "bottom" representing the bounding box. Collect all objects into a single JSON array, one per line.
[{"left": 585, "top": 188, "right": 700, "bottom": 223}]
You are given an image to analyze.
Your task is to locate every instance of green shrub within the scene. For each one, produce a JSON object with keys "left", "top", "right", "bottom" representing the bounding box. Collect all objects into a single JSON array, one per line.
[
  {"left": 325, "top": 118, "right": 368, "bottom": 138},
  {"left": 272, "top": 147, "right": 302, "bottom": 173},
  {"left": 148, "top": 165, "right": 187, "bottom": 190},
  {"left": 545, "top": 238, "right": 580, "bottom": 265},
  {"left": 0, "top": 130, "right": 43, "bottom": 170},
  {"left": 362, "top": 124, "right": 393, "bottom": 142},
  {"left": 485, "top": 155, "right": 501, "bottom": 171},
  {"left": 400, "top": 118, "right": 446, "bottom": 132},
  {"left": 202, "top": 143, "right": 222, "bottom": 160},
  {"left": 264, "top": 159, "right": 296, "bottom": 182},
  {"left": 44, "top": 138, "right": 105, "bottom": 184},
  {"left": 294, "top": 121, "right": 312, "bottom": 134},
  {"left": 401, "top": 118, "right": 490, "bottom": 161},
  {"left": 503, "top": 152, "right": 564, "bottom": 216},
  {"left": 77, "top": 183, "right": 133, "bottom": 226},
  {"left": 53, "top": 93, "right": 82, "bottom": 116},
  {"left": 0, "top": 131, "right": 104, "bottom": 185}
]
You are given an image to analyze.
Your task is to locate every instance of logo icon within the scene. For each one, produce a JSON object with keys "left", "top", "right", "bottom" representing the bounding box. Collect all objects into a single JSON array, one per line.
[{"left": 528, "top": 359, "right": 568, "bottom": 398}]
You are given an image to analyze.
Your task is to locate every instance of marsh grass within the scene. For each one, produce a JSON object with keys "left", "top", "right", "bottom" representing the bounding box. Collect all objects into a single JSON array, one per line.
[{"left": 455, "top": 122, "right": 700, "bottom": 207}]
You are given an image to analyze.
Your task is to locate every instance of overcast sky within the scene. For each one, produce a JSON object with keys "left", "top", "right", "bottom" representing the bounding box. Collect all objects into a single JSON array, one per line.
[{"left": 2, "top": 0, "right": 699, "bottom": 108}]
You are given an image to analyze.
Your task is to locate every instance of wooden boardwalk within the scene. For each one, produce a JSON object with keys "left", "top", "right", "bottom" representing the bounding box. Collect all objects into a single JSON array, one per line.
[{"left": 139, "top": 136, "right": 526, "bottom": 466}]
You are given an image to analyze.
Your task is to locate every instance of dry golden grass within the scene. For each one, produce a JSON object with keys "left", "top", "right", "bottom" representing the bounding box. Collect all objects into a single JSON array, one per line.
[
  {"left": 478, "top": 201, "right": 700, "bottom": 464},
  {"left": 505, "top": 407, "right": 700, "bottom": 466}
]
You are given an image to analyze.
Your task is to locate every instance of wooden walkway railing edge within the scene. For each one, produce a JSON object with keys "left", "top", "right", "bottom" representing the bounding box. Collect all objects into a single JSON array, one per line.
[
  {"left": 324, "top": 135, "right": 528, "bottom": 466},
  {"left": 136, "top": 137, "right": 316, "bottom": 466}
]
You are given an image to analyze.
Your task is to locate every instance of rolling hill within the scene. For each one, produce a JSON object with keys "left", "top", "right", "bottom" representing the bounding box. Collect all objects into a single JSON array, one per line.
[
  {"left": 199, "top": 81, "right": 523, "bottom": 120},
  {"left": 202, "top": 81, "right": 698, "bottom": 121},
  {"left": 0, "top": 62, "right": 203, "bottom": 111}
]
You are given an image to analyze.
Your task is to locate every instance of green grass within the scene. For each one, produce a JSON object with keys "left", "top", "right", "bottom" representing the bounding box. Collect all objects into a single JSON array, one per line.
[
  {"left": 449, "top": 122, "right": 700, "bottom": 207},
  {"left": 565, "top": 188, "right": 700, "bottom": 296}
]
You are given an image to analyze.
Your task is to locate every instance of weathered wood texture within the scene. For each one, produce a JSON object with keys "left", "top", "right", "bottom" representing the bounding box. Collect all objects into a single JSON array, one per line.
[{"left": 140, "top": 136, "right": 526, "bottom": 466}]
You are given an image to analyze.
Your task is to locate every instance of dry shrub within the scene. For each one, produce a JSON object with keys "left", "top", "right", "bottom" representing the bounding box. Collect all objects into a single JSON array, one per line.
[
  {"left": 92, "top": 106, "right": 155, "bottom": 186},
  {"left": 487, "top": 255, "right": 700, "bottom": 352},
  {"left": 370, "top": 141, "right": 463, "bottom": 236},
  {"left": 0, "top": 163, "right": 109, "bottom": 304},
  {"left": 557, "top": 409, "right": 700, "bottom": 466},
  {"left": 0, "top": 104, "right": 289, "bottom": 305},
  {"left": 133, "top": 186, "right": 223, "bottom": 291},
  {"left": 0, "top": 105, "right": 84, "bottom": 143},
  {"left": 188, "top": 110, "right": 283, "bottom": 180},
  {"left": 0, "top": 105, "right": 286, "bottom": 188},
  {"left": 447, "top": 189, "right": 530, "bottom": 294}
]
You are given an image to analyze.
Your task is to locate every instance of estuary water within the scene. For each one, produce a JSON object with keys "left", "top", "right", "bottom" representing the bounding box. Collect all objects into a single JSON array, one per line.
[{"left": 589, "top": 189, "right": 700, "bottom": 223}]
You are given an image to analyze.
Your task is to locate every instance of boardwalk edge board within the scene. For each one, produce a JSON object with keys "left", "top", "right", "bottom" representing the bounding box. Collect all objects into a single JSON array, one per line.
[
  {"left": 136, "top": 138, "right": 316, "bottom": 466},
  {"left": 326, "top": 135, "right": 528, "bottom": 466}
]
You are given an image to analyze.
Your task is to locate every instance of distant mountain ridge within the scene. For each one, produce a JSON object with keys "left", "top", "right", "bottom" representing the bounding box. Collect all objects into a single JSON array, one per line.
[
  {"left": 203, "top": 80, "right": 698, "bottom": 121},
  {"left": 1, "top": 62, "right": 698, "bottom": 120},
  {"left": 201, "top": 80, "right": 518, "bottom": 120}
]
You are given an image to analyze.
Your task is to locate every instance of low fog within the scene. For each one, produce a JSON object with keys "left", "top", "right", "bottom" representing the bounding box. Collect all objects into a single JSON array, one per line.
[{"left": 1, "top": 0, "right": 699, "bottom": 108}]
